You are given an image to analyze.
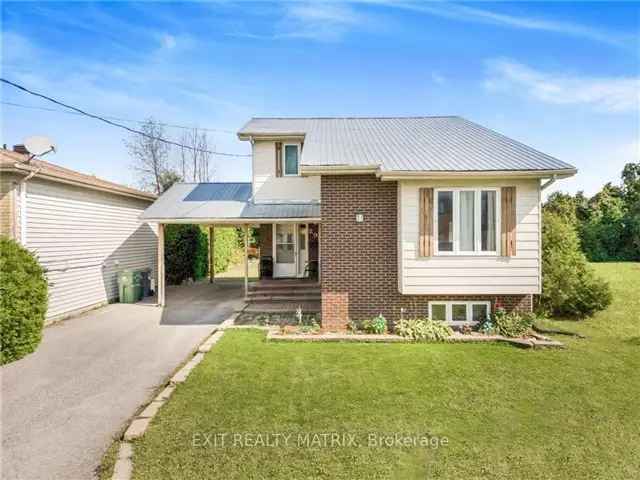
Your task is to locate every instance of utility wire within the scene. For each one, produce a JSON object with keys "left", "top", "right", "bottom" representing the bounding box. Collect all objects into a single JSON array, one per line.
[
  {"left": 1, "top": 101, "right": 237, "bottom": 134},
  {"left": 1, "top": 78, "right": 250, "bottom": 157}
]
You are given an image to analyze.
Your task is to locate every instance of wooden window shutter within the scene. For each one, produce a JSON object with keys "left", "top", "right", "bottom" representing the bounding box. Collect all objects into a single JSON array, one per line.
[
  {"left": 419, "top": 188, "right": 434, "bottom": 257},
  {"left": 501, "top": 186, "right": 517, "bottom": 257},
  {"left": 275, "top": 142, "right": 283, "bottom": 177}
]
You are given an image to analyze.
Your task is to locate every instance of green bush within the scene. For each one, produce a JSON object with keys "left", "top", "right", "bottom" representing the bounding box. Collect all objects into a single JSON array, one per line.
[
  {"left": 165, "top": 225, "right": 205, "bottom": 285},
  {"left": 540, "top": 212, "right": 612, "bottom": 317},
  {"left": 212, "top": 228, "right": 241, "bottom": 274},
  {"left": 395, "top": 317, "right": 453, "bottom": 342},
  {"left": 0, "top": 237, "right": 48, "bottom": 364},
  {"left": 493, "top": 308, "right": 534, "bottom": 338},
  {"left": 164, "top": 226, "right": 242, "bottom": 285},
  {"left": 361, "top": 314, "right": 387, "bottom": 334}
]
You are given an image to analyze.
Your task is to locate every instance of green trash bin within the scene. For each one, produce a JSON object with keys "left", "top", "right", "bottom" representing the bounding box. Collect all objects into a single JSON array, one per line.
[{"left": 117, "top": 269, "right": 143, "bottom": 303}]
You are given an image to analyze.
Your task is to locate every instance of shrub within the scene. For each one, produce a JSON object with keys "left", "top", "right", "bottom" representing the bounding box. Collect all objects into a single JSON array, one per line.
[
  {"left": 477, "top": 317, "right": 495, "bottom": 335},
  {"left": 0, "top": 237, "right": 48, "bottom": 364},
  {"left": 361, "top": 314, "right": 387, "bottom": 334},
  {"left": 212, "top": 228, "right": 242, "bottom": 274},
  {"left": 165, "top": 225, "right": 204, "bottom": 285},
  {"left": 540, "top": 212, "right": 612, "bottom": 317},
  {"left": 493, "top": 308, "right": 534, "bottom": 338},
  {"left": 395, "top": 317, "right": 453, "bottom": 342},
  {"left": 165, "top": 226, "right": 241, "bottom": 285}
]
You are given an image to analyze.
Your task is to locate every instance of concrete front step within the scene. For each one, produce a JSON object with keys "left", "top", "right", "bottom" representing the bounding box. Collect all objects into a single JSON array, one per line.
[
  {"left": 248, "top": 284, "right": 320, "bottom": 292},
  {"left": 247, "top": 289, "right": 320, "bottom": 297},
  {"left": 246, "top": 295, "right": 321, "bottom": 302},
  {"left": 244, "top": 301, "right": 321, "bottom": 313}
]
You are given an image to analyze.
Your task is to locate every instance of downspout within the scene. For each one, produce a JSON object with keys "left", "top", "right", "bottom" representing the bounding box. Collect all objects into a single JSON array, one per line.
[
  {"left": 540, "top": 174, "right": 557, "bottom": 191},
  {"left": 15, "top": 164, "right": 43, "bottom": 246},
  {"left": 249, "top": 135, "right": 255, "bottom": 202}
]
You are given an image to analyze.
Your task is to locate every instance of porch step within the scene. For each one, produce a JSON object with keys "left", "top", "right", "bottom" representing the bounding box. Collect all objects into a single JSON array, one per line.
[
  {"left": 247, "top": 287, "right": 320, "bottom": 297},
  {"left": 248, "top": 282, "right": 319, "bottom": 291},
  {"left": 244, "top": 301, "right": 321, "bottom": 313},
  {"left": 246, "top": 294, "right": 321, "bottom": 303}
]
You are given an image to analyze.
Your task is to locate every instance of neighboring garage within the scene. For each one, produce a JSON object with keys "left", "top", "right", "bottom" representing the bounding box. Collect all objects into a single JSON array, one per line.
[{"left": 0, "top": 146, "right": 158, "bottom": 323}]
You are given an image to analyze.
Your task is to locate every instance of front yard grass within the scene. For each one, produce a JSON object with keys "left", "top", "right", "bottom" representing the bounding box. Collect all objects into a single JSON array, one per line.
[{"left": 129, "top": 263, "right": 640, "bottom": 479}]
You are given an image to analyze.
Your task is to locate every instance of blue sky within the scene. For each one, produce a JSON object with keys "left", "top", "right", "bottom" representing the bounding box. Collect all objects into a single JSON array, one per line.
[{"left": 2, "top": 1, "right": 638, "bottom": 196}]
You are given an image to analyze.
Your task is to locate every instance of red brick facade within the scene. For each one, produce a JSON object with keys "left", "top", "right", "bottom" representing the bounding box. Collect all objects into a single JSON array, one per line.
[{"left": 320, "top": 174, "right": 532, "bottom": 331}]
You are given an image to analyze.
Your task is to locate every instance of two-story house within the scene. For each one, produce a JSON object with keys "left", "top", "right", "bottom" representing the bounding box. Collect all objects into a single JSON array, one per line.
[{"left": 142, "top": 116, "right": 576, "bottom": 330}]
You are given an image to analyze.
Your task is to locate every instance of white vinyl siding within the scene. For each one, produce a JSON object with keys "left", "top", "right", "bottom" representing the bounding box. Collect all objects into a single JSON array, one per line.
[
  {"left": 252, "top": 140, "right": 320, "bottom": 202},
  {"left": 399, "top": 178, "right": 541, "bottom": 295},
  {"left": 24, "top": 178, "right": 157, "bottom": 322}
]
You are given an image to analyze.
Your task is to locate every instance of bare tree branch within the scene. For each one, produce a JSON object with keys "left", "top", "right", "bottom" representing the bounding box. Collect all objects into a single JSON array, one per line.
[{"left": 125, "top": 118, "right": 172, "bottom": 194}]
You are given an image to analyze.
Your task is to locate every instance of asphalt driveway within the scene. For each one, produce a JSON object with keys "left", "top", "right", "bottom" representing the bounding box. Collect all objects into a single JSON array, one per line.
[{"left": 1, "top": 280, "right": 245, "bottom": 480}]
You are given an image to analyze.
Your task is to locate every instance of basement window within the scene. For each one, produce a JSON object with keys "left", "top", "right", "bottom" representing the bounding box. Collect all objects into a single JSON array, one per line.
[{"left": 428, "top": 301, "right": 491, "bottom": 325}]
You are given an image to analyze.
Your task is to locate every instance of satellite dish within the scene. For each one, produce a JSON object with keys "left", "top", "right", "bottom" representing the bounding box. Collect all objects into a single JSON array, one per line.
[{"left": 23, "top": 136, "right": 56, "bottom": 157}]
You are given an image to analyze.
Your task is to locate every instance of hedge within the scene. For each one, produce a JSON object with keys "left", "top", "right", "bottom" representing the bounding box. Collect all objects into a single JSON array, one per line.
[
  {"left": 0, "top": 237, "right": 48, "bottom": 364},
  {"left": 164, "top": 225, "right": 241, "bottom": 285}
]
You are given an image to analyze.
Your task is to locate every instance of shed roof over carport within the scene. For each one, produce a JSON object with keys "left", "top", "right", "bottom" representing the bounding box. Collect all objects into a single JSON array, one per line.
[{"left": 140, "top": 182, "right": 320, "bottom": 223}]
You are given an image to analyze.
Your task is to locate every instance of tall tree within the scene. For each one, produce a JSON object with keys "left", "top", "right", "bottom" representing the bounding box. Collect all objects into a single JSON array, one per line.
[
  {"left": 125, "top": 118, "right": 171, "bottom": 194},
  {"left": 179, "top": 128, "right": 214, "bottom": 182}
]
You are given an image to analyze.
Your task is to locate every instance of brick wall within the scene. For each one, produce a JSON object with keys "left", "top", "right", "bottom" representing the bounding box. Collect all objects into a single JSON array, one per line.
[
  {"left": 0, "top": 173, "right": 17, "bottom": 239},
  {"left": 320, "top": 174, "right": 532, "bottom": 331}
]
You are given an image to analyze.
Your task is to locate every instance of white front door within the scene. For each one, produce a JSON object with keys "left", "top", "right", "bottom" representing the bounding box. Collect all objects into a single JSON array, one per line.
[{"left": 273, "top": 224, "right": 296, "bottom": 277}]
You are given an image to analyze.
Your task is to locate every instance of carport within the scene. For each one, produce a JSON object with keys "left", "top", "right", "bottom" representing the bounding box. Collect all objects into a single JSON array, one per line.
[{"left": 140, "top": 182, "right": 321, "bottom": 309}]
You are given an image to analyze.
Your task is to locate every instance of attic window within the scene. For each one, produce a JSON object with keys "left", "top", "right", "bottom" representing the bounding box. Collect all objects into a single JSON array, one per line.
[{"left": 284, "top": 144, "right": 299, "bottom": 176}]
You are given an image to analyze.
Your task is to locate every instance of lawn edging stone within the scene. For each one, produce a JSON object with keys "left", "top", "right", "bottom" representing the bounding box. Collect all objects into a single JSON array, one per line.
[
  {"left": 110, "top": 320, "right": 234, "bottom": 480},
  {"left": 111, "top": 442, "right": 133, "bottom": 480},
  {"left": 265, "top": 328, "right": 564, "bottom": 349}
]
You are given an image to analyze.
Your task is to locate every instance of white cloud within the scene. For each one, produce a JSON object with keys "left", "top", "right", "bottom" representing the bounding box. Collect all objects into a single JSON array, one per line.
[
  {"left": 365, "top": 1, "right": 629, "bottom": 47},
  {"left": 484, "top": 59, "right": 640, "bottom": 113},
  {"left": 431, "top": 72, "right": 445, "bottom": 85},
  {"left": 1, "top": 31, "right": 42, "bottom": 65},
  {"left": 160, "top": 33, "right": 177, "bottom": 49},
  {"left": 278, "top": 2, "right": 369, "bottom": 41}
]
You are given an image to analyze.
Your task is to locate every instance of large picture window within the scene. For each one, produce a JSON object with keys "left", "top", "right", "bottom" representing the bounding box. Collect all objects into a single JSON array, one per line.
[{"left": 434, "top": 188, "right": 499, "bottom": 255}]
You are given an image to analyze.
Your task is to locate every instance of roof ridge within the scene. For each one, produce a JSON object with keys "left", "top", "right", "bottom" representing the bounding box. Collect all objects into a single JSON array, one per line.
[
  {"left": 250, "top": 116, "right": 461, "bottom": 120},
  {"left": 174, "top": 181, "right": 251, "bottom": 185},
  {"left": 1, "top": 149, "right": 155, "bottom": 199}
]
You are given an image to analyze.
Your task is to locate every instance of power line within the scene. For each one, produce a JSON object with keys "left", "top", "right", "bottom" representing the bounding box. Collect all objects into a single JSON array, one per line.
[
  {"left": 1, "top": 78, "right": 250, "bottom": 157},
  {"left": 1, "top": 101, "right": 237, "bottom": 134}
]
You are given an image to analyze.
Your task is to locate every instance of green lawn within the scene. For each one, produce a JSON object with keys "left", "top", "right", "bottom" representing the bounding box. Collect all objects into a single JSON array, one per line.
[{"left": 129, "top": 263, "right": 640, "bottom": 479}]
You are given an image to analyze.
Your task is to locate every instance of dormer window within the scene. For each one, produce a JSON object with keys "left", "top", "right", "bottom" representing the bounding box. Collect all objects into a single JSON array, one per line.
[{"left": 284, "top": 143, "right": 300, "bottom": 176}]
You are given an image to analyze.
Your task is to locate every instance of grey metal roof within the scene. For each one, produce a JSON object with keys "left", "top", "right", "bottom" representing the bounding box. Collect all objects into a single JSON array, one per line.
[
  {"left": 241, "top": 202, "right": 320, "bottom": 219},
  {"left": 238, "top": 116, "right": 575, "bottom": 172},
  {"left": 140, "top": 183, "right": 320, "bottom": 221}
]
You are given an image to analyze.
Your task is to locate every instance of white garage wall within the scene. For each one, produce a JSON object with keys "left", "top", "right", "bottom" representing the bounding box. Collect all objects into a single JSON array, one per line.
[
  {"left": 398, "top": 178, "right": 541, "bottom": 295},
  {"left": 24, "top": 178, "right": 157, "bottom": 322}
]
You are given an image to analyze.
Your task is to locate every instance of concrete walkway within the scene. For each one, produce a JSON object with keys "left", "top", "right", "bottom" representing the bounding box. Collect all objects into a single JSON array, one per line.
[{"left": 1, "top": 280, "right": 246, "bottom": 480}]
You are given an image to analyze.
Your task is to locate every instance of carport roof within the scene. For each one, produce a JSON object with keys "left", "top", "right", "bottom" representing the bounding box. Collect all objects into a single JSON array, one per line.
[{"left": 140, "top": 182, "right": 320, "bottom": 223}]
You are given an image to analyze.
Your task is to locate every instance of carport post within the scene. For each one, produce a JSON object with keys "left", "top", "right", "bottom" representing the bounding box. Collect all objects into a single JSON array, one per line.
[
  {"left": 244, "top": 224, "right": 249, "bottom": 297},
  {"left": 158, "top": 223, "right": 165, "bottom": 307},
  {"left": 208, "top": 225, "right": 214, "bottom": 284}
]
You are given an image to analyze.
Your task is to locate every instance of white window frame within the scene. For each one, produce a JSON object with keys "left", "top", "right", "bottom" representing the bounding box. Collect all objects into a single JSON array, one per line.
[
  {"left": 433, "top": 188, "right": 501, "bottom": 256},
  {"left": 283, "top": 143, "right": 300, "bottom": 176},
  {"left": 428, "top": 301, "right": 491, "bottom": 325}
]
